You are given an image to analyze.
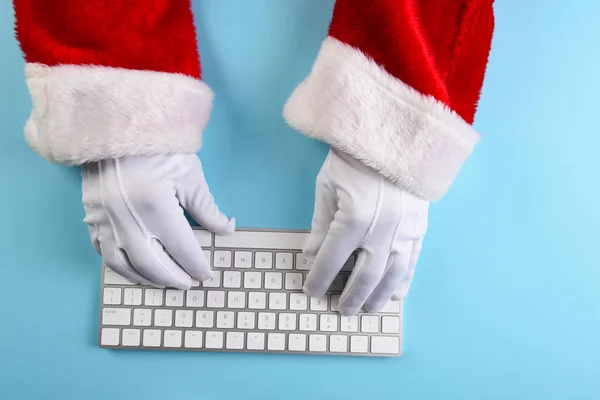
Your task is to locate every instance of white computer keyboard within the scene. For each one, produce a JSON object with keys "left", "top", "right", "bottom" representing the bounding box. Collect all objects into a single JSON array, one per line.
[{"left": 98, "top": 228, "right": 402, "bottom": 356}]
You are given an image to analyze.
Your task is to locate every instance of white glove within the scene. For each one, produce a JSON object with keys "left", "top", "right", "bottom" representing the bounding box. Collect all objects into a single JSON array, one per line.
[
  {"left": 303, "top": 149, "right": 429, "bottom": 316},
  {"left": 81, "top": 154, "right": 235, "bottom": 289}
]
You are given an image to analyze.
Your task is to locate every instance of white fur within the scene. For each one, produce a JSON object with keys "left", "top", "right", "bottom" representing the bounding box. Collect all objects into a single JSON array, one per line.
[
  {"left": 23, "top": 63, "right": 214, "bottom": 165},
  {"left": 283, "top": 37, "right": 481, "bottom": 201}
]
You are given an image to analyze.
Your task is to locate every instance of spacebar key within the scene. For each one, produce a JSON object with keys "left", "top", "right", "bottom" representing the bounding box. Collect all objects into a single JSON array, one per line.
[{"left": 215, "top": 231, "right": 309, "bottom": 250}]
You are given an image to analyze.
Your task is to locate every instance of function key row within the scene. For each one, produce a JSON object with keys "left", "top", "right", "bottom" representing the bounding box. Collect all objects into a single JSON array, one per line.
[{"left": 194, "top": 230, "right": 310, "bottom": 250}]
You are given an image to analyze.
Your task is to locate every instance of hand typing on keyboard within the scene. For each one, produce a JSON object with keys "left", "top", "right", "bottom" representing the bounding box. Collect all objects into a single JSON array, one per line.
[
  {"left": 82, "top": 154, "right": 235, "bottom": 290},
  {"left": 302, "top": 149, "right": 429, "bottom": 316}
]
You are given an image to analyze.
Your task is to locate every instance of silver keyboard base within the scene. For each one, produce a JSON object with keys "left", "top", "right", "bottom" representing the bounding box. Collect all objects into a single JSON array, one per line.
[{"left": 98, "top": 228, "right": 402, "bottom": 357}]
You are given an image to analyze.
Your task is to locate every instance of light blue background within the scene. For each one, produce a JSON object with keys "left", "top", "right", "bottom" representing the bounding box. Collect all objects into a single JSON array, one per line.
[{"left": 1, "top": 1, "right": 599, "bottom": 399}]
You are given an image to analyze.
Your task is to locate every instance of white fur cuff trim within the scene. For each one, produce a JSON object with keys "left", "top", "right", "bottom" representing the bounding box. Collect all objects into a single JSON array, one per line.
[
  {"left": 283, "top": 37, "right": 480, "bottom": 201},
  {"left": 23, "top": 63, "right": 214, "bottom": 165}
]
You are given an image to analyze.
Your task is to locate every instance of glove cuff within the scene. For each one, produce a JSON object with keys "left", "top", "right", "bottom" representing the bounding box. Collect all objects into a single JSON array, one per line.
[
  {"left": 283, "top": 37, "right": 481, "bottom": 201},
  {"left": 22, "top": 63, "right": 213, "bottom": 165}
]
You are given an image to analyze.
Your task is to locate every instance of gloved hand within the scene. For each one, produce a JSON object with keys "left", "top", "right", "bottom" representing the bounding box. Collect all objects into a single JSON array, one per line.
[
  {"left": 82, "top": 154, "right": 234, "bottom": 289},
  {"left": 303, "top": 149, "right": 429, "bottom": 316}
]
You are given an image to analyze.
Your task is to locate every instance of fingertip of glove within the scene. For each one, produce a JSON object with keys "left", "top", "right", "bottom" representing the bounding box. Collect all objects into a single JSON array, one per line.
[
  {"left": 172, "top": 280, "right": 192, "bottom": 291},
  {"left": 339, "top": 309, "right": 356, "bottom": 317},
  {"left": 362, "top": 303, "right": 382, "bottom": 315},
  {"left": 301, "top": 248, "right": 316, "bottom": 260},
  {"left": 193, "top": 270, "right": 213, "bottom": 283},
  {"left": 302, "top": 285, "right": 324, "bottom": 299},
  {"left": 215, "top": 217, "right": 236, "bottom": 235}
]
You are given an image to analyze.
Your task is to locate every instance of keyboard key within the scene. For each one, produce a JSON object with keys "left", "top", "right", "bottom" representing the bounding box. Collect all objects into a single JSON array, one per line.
[
  {"left": 203, "top": 271, "right": 221, "bottom": 288},
  {"left": 341, "top": 316, "right": 359, "bottom": 332},
  {"left": 310, "top": 295, "right": 328, "bottom": 311},
  {"left": 143, "top": 329, "right": 161, "bottom": 347},
  {"left": 206, "top": 291, "right": 225, "bottom": 308},
  {"left": 104, "top": 267, "right": 134, "bottom": 285},
  {"left": 244, "top": 272, "right": 262, "bottom": 289},
  {"left": 102, "top": 308, "right": 131, "bottom": 326},
  {"left": 248, "top": 292, "right": 267, "bottom": 309},
  {"left": 215, "top": 231, "right": 308, "bottom": 250},
  {"left": 255, "top": 252, "right": 273, "bottom": 269},
  {"left": 100, "top": 328, "right": 120, "bottom": 346},
  {"left": 165, "top": 290, "right": 184, "bottom": 306},
  {"left": 320, "top": 314, "right": 338, "bottom": 332},
  {"left": 154, "top": 309, "right": 172, "bottom": 327},
  {"left": 299, "top": 314, "right": 317, "bottom": 331},
  {"left": 258, "top": 312, "right": 276, "bottom": 330},
  {"left": 196, "top": 311, "right": 214, "bottom": 328},
  {"left": 133, "top": 309, "right": 151, "bottom": 326},
  {"left": 329, "top": 275, "right": 344, "bottom": 292},
  {"left": 295, "top": 253, "right": 312, "bottom": 270},
  {"left": 309, "top": 334, "right": 326, "bottom": 352},
  {"left": 122, "top": 329, "right": 141, "bottom": 347},
  {"left": 214, "top": 251, "right": 232, "bottom": 268},
  {"left": 175, "top": 310, "right": 193, "bottom": 327},
  {"left": 223, "top": 271, "right": 241, "bottom": 288},
  {"left": 330, "top": 294, "right": 340, "bottom": 312},
  {"left": 193, "top": 230, "right": 212, "bottom": 247},
  {"left": 382, "top": 316, "right": 401, "bottom": 334},
  {"left": 227, "top": 291, "right": 246, "bottom": 309},
  {"left": 380, "top": 300, "right": 401, "bottom": 313},
  {"left": 247, "top": 332, "right": 265, "bottom": 350},
  {"left": 275, "top": 252, "right": 293, "bottom": 269},
  {"left": 264, "top": 272, "right": 282, "bottom": 289},
  {"left": 237, "top": 312, "right": 256, "bottom": 329},
  {"left": 268, "top": 293, "right": 287, "bottom": 310},
  {"left": 350, "top": 335, "right": 369, "bottom": 353},
  {"left": 235, "top": 251, "right": 252, "bottom": 268},
  {"left": 267, "top": 333, "right": 285, "bottom": 351},
  {"left": 103, "top": 287, "right": 122, "bottom": 305},
  {"left": 217, "top": 311, "right": 235, "bottom": 328},
  {"left": 186, "top": 290, "right": 204, "bottom": 307},
  {"left": 144, "top": 289, "right": 163, "bottom": 306},
  {"left": 226, "top": 332, "right": 244, "bottom": 350},
  {"left": 361, "top": 316, "right": 379, "bottom": 333},
  {"left": 371, "top": 336, "right": 400, "bottom": 354},
  {"left": 205, "top": 331, "right": 224, "bottom": 349},
  {"left": 285, "top": 273, "right": 303, "bottom": 290},
  {"left": 191, "top": 279, "right": 200, "bottom": 288},
  {"left": 289, "top": 293, "right": 308, "bottom": 311},
  {"left": 164, "top": 330, "right": 182, "bottom": 348},
  {"left": 288, "top": 334, "right": 307, "bottom": 351},
  {"left": 184, "top": 331, "right": 203, "bottom": 348},
  {"left": 123, "top": 288, "right": 142, "bottom": 305},
  {"left": 330, "top": 335, "right": 348, "bottom": 352},
  {"left": 279, "top": 313, "right": 297, "bottom": 331}
]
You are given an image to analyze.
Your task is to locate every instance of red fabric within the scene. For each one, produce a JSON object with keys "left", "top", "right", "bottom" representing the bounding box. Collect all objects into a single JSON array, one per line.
[
  {"left": 13, "top": 0, "right": 202, "bottom": 79},
  {"left": 329, "top": 0, "right": 494, "bottom": 125}
]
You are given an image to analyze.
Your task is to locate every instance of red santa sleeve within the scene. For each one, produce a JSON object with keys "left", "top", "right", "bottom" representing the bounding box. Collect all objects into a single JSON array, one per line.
[
  {"left": 283, "top": 0, "right": 495, "bottom": 200},
  {"left": 12, "top": 0, "right": 212, "bottom": 165}
]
